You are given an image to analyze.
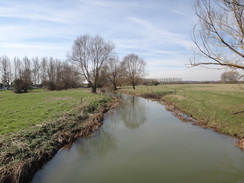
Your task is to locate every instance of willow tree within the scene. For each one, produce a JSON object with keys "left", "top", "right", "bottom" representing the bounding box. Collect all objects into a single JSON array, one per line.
[
  {"left": 191, "top": 0, "right": 244, "bottom": 79},
  {"left": 104, "top": 56, "right": 126, "bottom": 90},
  {"left": 122, "top": 53, "right": 146, "bottom": 90},
  {"left": 69, "top": 34, "right": 115, "bottom": 93}
]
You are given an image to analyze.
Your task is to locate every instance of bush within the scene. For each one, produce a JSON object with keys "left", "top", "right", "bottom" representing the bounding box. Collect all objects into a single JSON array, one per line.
[
  {"left": 13, "top": 79, "right": 29, "bottom": 93},
  {"left": 151, "top": 80, "right": 160, "bottom": 86},
  {"left": 142, "top": 91, "right": 174, "bottom": 99}
]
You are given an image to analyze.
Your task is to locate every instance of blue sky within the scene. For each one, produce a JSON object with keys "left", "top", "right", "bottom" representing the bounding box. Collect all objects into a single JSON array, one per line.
[{"left": 0, "top": 0, "right": 225, "bottom": 81}]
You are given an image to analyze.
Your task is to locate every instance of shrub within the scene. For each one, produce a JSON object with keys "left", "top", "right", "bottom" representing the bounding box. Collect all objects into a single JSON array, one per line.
[
  {"left": 142, "top": 91, "right": 174, "bottom": 99},
  {"left": 151, "top": 80, "right": 160, "bottom": 86},
  {"left": 13, "top": 79, "right": 29, "bottom": 93}
]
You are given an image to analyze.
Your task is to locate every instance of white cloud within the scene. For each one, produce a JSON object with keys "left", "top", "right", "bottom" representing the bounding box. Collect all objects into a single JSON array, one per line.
[
  {"left": 169, "top": 9, "right": 191, "bottom": 17},
  {"left": 0, "top": 43, "right": 62, "bottom": 49},
  {"left": 125, "top": 16, "right": 194, "bottom": 50},
  {"left": 0, "top": 0, "right": 222, "bottom": 80}
]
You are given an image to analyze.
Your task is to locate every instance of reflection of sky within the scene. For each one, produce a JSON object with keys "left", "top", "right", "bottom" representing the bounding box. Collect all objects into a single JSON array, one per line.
[{"left": 0, "top": 0, "right": 225, "bottom": 80}]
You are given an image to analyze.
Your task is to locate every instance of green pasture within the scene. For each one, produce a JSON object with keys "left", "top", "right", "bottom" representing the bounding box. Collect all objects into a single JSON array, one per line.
[{"left": 0, "top": 88, "right": 99, "bottom": 135}]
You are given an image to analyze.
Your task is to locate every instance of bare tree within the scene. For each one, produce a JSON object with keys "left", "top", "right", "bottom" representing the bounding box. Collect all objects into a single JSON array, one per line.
[
  {"left": 104, "top": 56, "right": 126, "bottom": 90},
  {"left": 12, "top": 56, "right": 32, "bottom": 93},
  {"left": 46, "top": 57, "right": 57, "bottom": 90},
  {"left": 191, "top": 0, "right": 244, "bottom": 77},
  {"left": 21, "top": 56, "right": 32, "bottom": 92},
  {"left": 61, "top": 62, "right": 82, "bottom": 89},
  {"left": 55, "top": 60, "right": 63, "bottom": 90},
  {"left": 69, "top": 34, "right": 115, "bottom": 93},
  {"left": 0, "top": 56, "right": 12, "bottom": 88},
  {"left": 40, "top": 57, "right": 48, "bottom": 85},
  {"left": 121, "top": 53, "right": 146, "bottom": 90},
  {"left": 13, "top": 57, "right": 22, "bottom": 80},
  {"left": 39, "top": 57, "right": 82, "bottom": 90},
  {"left": 32, "top": 57, "right": 40, "bottom": 86},
  {"left": 17, "top": 58, "right": 23, "bottom": 80},
  {"left": 0, "top": 55, "right": 83, "bottom": 91},
  {"left": 221, "top": 71, "right": 238, "bottom": 83}
]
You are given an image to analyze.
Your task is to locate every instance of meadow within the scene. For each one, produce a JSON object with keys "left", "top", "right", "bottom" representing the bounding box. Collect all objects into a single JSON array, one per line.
[
  {"left": 0, "top": 88, "right": 102, "bottom": 135},
  {"left": 119, "top": 84, "right": 244, "bottom": 138}
]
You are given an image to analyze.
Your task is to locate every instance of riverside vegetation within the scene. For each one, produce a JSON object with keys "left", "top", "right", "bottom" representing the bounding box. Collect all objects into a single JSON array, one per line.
[
  {"left": 0, "top": 88, "right": 116, "bottom": 183},
  {"left": 119, "top": 84, "right": 244, "bottom": 149}
]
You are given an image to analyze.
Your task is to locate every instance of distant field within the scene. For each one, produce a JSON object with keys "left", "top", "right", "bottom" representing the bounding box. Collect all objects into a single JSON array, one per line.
[
  {"left": 0, "top": 88, "right": 98, "bottom": 135},
  {"left": 120, "top": 84, "right": 244, "bottom": 138}
]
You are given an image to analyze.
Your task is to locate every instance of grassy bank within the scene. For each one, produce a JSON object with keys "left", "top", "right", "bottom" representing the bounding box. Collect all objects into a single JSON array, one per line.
[
  {"left": 119, "top": 84, "right": 244, "bottom": 147},
  {"left": 0, "top": 88, "right": 116, "bottom": 183}
]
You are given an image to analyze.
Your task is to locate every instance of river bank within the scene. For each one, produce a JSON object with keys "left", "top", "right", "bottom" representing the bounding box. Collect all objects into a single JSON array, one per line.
[
  {"left": 117, "top": 84, "right": 244, "bottom": 150},
  {"left": 31, "top": 91, "right": 244, "bottom": 183},
  {"left": 0, "top": 89, "right": 119, "bottom": 183}
]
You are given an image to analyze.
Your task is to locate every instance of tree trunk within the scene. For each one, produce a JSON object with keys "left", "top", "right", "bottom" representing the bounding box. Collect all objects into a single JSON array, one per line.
[
  {"left": 132, "top": 84, "right": 135, "bottom": 90},
  {"left": 91, "top": 85, "right": 97, "bottom": 93},
  {"left": 113, "top": 83, "right": 117, "bottom": 91}
]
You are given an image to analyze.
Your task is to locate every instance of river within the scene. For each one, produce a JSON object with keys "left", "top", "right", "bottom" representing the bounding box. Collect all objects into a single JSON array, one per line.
[{"left": 32, "top": 94, "right": 244, "bottom": 183}]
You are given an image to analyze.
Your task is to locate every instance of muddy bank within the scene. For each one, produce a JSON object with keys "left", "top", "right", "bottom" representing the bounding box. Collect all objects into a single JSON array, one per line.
[
  {"left": 0, "top": 97, "right": 119, "bottom": 183},
  {"left": 117, "top": 90, "right": 244, "bottom": 151}
]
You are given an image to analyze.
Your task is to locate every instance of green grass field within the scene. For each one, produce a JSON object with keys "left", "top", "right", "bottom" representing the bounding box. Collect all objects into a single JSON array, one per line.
[
  {"left": 0, "top": 88, "right": 101, "bottom": 135},
  {"left": 119, "top": 84, "right": 244, "bottom": 138}
]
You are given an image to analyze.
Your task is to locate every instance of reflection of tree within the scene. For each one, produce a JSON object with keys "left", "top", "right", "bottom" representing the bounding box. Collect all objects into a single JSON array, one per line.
[
  {"left": 74, "top": 95, "right": 147, "bottom": 159},
  {"left": 74, "top": 125, "right": 116, "bottom": 159},
  {"left": 117, "top": 95, "right": 147, "bottom": 129}
]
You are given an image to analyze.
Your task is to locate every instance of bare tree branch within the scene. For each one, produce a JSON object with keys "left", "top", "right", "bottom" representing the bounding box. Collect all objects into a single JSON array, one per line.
[{"left": 191, "top": 0, "right": 244, "bottom": 75}]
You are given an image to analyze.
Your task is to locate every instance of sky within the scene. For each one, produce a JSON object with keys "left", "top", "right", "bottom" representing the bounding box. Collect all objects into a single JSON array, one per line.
[{"left": 0, "top": 0, "right": 227, "bottom": 81}]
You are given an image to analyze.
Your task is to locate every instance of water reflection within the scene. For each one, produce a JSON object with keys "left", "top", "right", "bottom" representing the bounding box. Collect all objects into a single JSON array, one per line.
[
  {"left": 115, "top": 95, "right": 147, "bottom": 129},
  {"left": 74, "top": 124, "right": 117, "bottom": 159}
]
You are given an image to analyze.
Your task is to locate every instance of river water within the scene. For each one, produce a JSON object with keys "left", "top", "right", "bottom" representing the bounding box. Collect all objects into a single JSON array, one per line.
[{"left": 32, "top": 94, "right": 244, "bottom": 183}]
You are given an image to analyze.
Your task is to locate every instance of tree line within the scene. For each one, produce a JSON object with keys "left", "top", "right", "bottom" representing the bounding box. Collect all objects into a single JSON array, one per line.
[
  {"left": 0, "top": 56, "right": 81, "bottom": 93},
  {"left": 68, "top": 34, "right": 146, "bottom": 93},
  {"left": 0, "top": 34, "right": 146, "bottom": 93}
]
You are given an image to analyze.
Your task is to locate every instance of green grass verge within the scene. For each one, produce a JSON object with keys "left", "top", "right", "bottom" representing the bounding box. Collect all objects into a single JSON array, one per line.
[{"left": 119, "top": 84, "right": 244, "bottom": 138}]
